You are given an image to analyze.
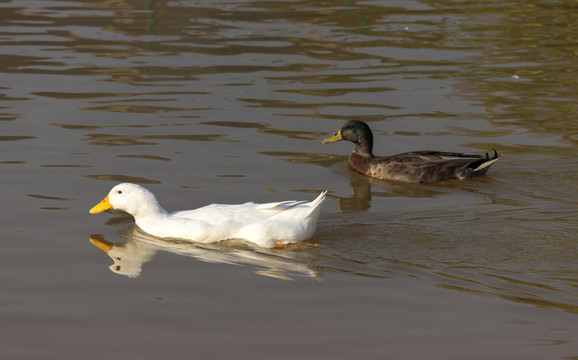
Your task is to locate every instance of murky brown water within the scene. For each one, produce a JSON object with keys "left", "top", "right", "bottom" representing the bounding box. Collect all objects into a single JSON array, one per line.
[{"left": 1, "top": 0, "right": 577, "bottom": 358}]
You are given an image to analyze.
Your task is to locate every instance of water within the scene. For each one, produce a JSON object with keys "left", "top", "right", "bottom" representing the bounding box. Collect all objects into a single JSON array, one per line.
[{"left": 1, "top": 0, "right": 577, "bottom": 358}]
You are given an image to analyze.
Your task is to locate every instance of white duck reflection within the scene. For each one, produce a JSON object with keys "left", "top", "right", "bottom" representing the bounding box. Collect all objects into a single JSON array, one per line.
[{"left": 89, "top": 227, "right": 323, "bottom": 280}]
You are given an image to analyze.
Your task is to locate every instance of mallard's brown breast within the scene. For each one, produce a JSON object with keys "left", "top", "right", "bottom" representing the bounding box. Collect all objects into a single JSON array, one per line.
[{"left": 348, "top": 152, "right": 375, "bottom": 177}]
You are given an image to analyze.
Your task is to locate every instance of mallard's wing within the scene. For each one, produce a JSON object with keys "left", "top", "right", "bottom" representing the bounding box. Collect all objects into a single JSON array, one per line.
[{"left": 371, "top": 150, "right": 501, "bottom": 182}]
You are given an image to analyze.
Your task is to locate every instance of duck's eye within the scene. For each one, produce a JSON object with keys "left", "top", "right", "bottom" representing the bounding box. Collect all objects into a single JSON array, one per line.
[{"left": 117, "top": 190, "right": 122, "bottom": 194}]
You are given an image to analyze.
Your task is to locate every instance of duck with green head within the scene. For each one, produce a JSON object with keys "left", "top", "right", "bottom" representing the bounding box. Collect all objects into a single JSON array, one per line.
[{"left": 322, "top": 120, "right": 501, "bottom": 183}]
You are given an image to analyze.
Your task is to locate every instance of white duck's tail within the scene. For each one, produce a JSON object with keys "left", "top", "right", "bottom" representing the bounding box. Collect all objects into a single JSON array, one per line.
[
  {"left": 244, "top": 191, "right": 328, "bottom": 247},
  {"left": 263, "top": 191, "right": 327, "bottom": 213},
  {"left": 308, "top": 190, "right": 327, "bottom": 211},
  {"left": 300, "top": 190, "right": 327, "bottom": 224},
  {"left": 267, "top": 190, "right": 327, "bottom": 221}
]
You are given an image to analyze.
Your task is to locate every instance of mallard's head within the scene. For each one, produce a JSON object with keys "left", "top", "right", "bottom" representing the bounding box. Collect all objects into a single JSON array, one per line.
[{"left": 321, "top": 120, "right": 374, "bottom": 155}]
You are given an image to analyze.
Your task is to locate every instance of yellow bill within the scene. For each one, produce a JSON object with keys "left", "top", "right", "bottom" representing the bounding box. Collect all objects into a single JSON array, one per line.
[
  {"left": 89, "top": 194, "right": 113, "bottom": 214},
  {"left": 89, "top": 235, "right": 113, "bottom": 254},
  {"left": 321, "top": 129, "right": 343, "bottom": 144}
]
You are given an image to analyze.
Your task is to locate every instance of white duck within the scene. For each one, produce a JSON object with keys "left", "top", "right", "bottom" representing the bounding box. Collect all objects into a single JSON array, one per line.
[{"left": 89, "top": 183, "right": 326, "bottom": 248}]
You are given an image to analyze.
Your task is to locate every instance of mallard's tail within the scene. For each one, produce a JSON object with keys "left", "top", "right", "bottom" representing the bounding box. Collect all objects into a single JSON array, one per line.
[{"left": 472, "top": 149, "right": 501, "bottom": 172}]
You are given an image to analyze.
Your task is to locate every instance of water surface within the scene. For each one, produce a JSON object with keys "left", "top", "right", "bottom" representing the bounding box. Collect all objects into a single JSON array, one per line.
[{"left": 1, "top": 0, "right": 577, "bottom": 359}]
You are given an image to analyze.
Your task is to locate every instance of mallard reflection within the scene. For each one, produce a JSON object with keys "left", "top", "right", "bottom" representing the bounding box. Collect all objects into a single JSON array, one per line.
[
  {"left": 330, "top": 165, "right": 448, "bottom": 212},
  {"left": 89, "top": 228, "right": 323, "bottom": 280}
]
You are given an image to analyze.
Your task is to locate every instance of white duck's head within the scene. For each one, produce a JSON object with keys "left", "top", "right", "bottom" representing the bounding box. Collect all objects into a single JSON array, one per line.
[{"left": 89, "top": 183, "right": 165, "bottom": 218}]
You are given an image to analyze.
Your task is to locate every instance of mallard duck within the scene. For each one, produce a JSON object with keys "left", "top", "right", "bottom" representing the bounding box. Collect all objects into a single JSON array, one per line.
[
  {"left": 321, "top": 120, "right": 501, "bottom": 183},
  {"left": 90, "top": 183, "right": 326, "bottom": 248}
]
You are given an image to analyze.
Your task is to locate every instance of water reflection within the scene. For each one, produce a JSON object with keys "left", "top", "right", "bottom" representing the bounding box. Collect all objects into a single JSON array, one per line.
[
  {"left": 202, "top": 120, "right": 328, "bottom": 140},
  {"left": 84, "top": 174, "right": 161, "bottom": 184},
  {"left": 84, "top": 133, "right": 234, "bottom": 146},
  {"left": 88, "top": 221, "right": 578, "bottom": 313},
  {"left": 328, "top": 170, "right": 452, "bottom": 212},
  {"left": 89, "top": 229, "right": 323, "bottom": 280}
]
